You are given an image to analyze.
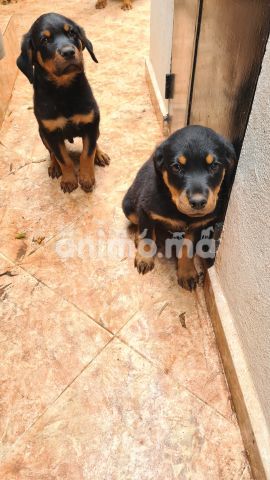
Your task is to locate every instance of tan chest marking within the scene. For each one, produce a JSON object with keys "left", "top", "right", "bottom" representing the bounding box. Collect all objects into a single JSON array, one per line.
[
  {"left": 149, "top": 212, "right": 186, "bottom": 231},
  {"left": 149, "top": 211, "right": 215, "bottom": 232},
  {"left": 41, "top": 110, "right": 95, "bottom": 132}
]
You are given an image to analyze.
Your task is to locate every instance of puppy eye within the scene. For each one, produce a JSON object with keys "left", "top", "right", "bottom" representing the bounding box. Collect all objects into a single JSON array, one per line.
[
  {"left": 172, "top": 164, "right": 184, "bottom": 175},
  {"left": 209, "top": 161, "right": 219, "bottom": 173},
  {"left": 68, "top": 29, "right": 77, "bottom": 38},
  {"left": 40, "top": 37, "right": 48, "bottom": 45}
]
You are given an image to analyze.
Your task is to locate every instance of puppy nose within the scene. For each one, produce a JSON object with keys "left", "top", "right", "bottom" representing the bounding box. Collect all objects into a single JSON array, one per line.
[
  {"left": 189, "top": 195, "right": 207, "bottom": 210},
  {"left": 59, "top": 46, "right": 75, "bottom": 59}
]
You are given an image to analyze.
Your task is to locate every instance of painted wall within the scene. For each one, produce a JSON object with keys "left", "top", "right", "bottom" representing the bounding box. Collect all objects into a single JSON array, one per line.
[
  {"left": 216, "top": 38, "right": 270, "bottom": 427},
  {"left": 149, "top": 0, "right": 174, "bottom": 106}
]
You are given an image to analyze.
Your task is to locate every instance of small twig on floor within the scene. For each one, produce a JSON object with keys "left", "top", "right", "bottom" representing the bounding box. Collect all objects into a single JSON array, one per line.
[
  {"left": 179, "top": 312, "right": 187, "bottom": 328},
  {"left": 0, "top": 270, "right": 17, "bottom": 278},
  {"left": 0, "top": 283, "right": 12, "bottom": 298},
  {"left": 158, "top": 301, "right": 169, "bottom": 317}
]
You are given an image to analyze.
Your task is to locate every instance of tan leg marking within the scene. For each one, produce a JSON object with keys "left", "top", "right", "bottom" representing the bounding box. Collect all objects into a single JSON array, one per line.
[
  {"left": 122, "top": 0, "right": 133, "bottom": 10},
  {"left": 177, "top": 233, "right": 204, "bottom": 291},
  {"left": 127, "top": 213, "right": 139, "bottom": 225},
  {"left": 96, "top": 0, "right": 108, "bottom": 8},
  {"left": 48, "top": 152, "right": 62, "bottom": 179},
  {"left": 79, "top": 137, "right": 96, "bottom": 193},
  {"left": 135, "top": 230, "right": 156, "bottom": 275},
  {"left": 95, "top": 144, "right": 111, "bottom": 167},
  {"left": 59, "top": 144, "right": 78, "bottom": 193}
]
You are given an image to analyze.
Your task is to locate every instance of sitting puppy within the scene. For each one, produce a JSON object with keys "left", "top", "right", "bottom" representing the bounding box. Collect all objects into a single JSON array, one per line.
[
  {"left": 17, "top": 13, "right": 110, "bottom": 193},
  {"left": 122, "top": 126, "right": 236, "bottom": 290},
  {"left": 96, "top": 0, "right": 133, "bottom": 10}
]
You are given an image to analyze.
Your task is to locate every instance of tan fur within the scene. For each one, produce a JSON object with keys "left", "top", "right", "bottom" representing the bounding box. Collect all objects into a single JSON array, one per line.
[
  {"left": 95, "top": 0, "right": 132, "bottom": 9},
  {"left": 178, "top": 155, "right": 187, "bottom": 166},
  {"left": 36, "top": 50, "right": 83, "bottom": 87},
  {"left": 149, "top": 211, "right": 186, "bottom": 231},
  {"left": 163, "top": 168, "right": 226, "bottom": 216},
  {"left": 42, "top": 117, "right": 67, "bottom": 131},
  {"left": 79, "top": 136, "right": 96, "bottom": 191},
  {"left": 128, "top": 213, "right": 139, "bottom": 225},
  {"left": 207, "top": 170, "right": 225, "bottom": 211},
  {"left": 41, "top": 110, "right": 95, "bottom": 132},
  {"left": 206, "top": 153, "right": 214, "bottom": 165},
  {"left": 162, "top": 171, "right": 183, "bottom": 207},
  {"left": 71, "top": 111, "right": 95, "bottom": 125},
  {"left": 42, "top": 30, "right": 51, "bottom": 38},
  {"left": 58, "top": 144, "right": 77, "bottom": 188}
]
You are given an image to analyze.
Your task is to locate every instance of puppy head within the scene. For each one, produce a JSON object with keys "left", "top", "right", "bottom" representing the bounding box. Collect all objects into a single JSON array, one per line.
[
  {"left": 154, "top": 125, "right": 236, "bottom": 217},
  {"left": 17, "top": 13, "right": 98, "bottom": 85}
]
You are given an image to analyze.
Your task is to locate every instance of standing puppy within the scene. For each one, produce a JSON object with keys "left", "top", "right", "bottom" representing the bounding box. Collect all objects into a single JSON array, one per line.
[{"left": 17, "top": 13, "right": 110, "bottom": 193}]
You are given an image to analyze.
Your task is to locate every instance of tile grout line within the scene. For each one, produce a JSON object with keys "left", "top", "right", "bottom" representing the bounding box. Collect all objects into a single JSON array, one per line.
[
  {"left": 17, "top": 262, "right": 115, "bottom": 336},
  {"left": 1, "top": 335, "right": 116, "bottom": 462},
  {"left": 2, "top": 255, "right": 238, "bottom": 428},
  {"left": 117, "top": 335, "right": 239, "bottom": 427}
]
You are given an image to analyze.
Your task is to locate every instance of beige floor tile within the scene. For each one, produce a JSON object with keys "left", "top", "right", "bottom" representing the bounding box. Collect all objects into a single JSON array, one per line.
[
  {"left": 0, "top": 0, "right": 251, "bottom": 477},
  {"left": 0, "top": 339, "right": 249, "bottom": 480},
  {"left": 0, "top": 261, "right": 111, "bottom": 459},
  {"left": 119, "top": 288, "right": 234, "bottom": 420}
]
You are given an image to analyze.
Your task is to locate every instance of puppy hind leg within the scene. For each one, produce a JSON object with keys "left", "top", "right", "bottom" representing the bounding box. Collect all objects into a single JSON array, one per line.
[{"left": 122, "top": 192, "right": 138, "bottom": 225}]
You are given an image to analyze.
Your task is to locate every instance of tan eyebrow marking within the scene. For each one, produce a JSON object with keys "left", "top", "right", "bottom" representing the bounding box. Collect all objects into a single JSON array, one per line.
[
  {"left": 64, "top": 23, "right": 70, "bottom": 32},
  {"left": 178, "top": 155, "right": 187, "bottom": 166},
  {"left": 206, "top": 154, "right": 214, "bottom": 165},
  {"left": 42, "top": 30, "right": 51, "bottom": 38}
]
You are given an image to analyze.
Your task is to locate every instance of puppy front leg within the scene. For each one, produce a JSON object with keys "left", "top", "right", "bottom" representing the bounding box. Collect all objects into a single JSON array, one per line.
[
  {"left": 39, "top": 129, "right": 61, "bottom": 179},
  {"left": 122, "top": 0, "right": 133, "bottom": 10},
  {"left": 177, "top": 232, "right": 203, "bottom": 291},
  {"left": 96, "top": 0, "right": 107, "bottom": 8},
  {"left": 80, "top": 134, "right": 96, "bottom": 193},
  {"left": 135, "top": 210, "right": 156, "bottom": 275},
  {"left": 42, "top": 131, "right": 78, "bottom": 192}
]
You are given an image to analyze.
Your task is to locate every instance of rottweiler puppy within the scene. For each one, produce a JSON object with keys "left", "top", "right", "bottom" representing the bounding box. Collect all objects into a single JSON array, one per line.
[
  {"left": 17, "top": 13, "right": 110, "bottom": 193},
  {"left": 96, "top": 0, "right": 133, "bottom": 10},
  {"left": 122, "top": 126, "right": 236, "bottom": 291}
]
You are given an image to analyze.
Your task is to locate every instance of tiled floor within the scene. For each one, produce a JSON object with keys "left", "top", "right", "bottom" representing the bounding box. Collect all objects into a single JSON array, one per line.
[{"left": 0, "top": 0, "right": 252, "bottom": 478}]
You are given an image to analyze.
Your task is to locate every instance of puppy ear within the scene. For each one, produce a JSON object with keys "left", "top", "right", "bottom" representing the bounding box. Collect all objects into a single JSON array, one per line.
[
  {"left": 77, "top": 26, "right": 98, "bottom": 63},
  {"left": 16, "top": 32, "right": 34, "bottom": 84},
  {"left": 153, "top": 144, "right": 164, "bottom": 172},
  {"left": 224, "top": 138, "right": 237, "bottom": 170},
  {"left": 220, "top": 136, "right": 237, "bottom": 202}
]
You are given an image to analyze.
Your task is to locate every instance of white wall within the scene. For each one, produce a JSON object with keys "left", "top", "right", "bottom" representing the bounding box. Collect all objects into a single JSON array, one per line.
[
  {"left": 216, "top": 38, "right": 270, "bottom": 428},
  {"left": 149, "top": 0, "right": 174, "bottom": 106}
]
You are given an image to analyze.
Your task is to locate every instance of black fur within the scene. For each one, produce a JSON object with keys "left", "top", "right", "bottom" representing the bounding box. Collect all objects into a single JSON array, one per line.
[
  {"left": 17, "top": 13, "right": 109, "bottom": 193},
  {"left": 123, "top": 125, "right": 236, "bottom": 290}
]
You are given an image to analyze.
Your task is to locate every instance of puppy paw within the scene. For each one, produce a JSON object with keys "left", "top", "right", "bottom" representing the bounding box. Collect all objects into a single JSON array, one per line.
[
  {"left": 60, "top": 179, "right": 78, "bottom": 193},
  {"left": 79, "top": 176, "right": 95, "bottom": 193},
  {"left": 95, "top": 149, "right": 111, "bottom": 167},
  {"left": 48, "top": 163, "right": 62, "bottom": 179},
  {"left": 177, "top": 269, "right": 205, "bottom": 291},
  {"left": 96, "top": 0, "right": 107, "bottom": 8},
  {"left": 135, "top": 253, "right": 155, "bottom": 275},
  {"left": 122, "top": 1, "right": 133, "bottom": 10}
]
